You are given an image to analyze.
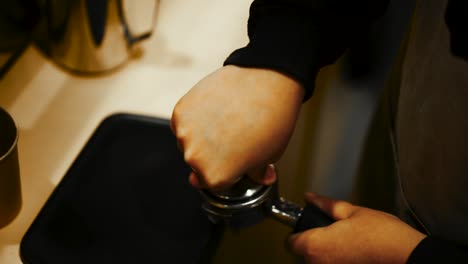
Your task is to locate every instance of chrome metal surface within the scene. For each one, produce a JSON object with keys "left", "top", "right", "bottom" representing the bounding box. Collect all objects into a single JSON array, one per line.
[
  {"left": 200, "top": 184, "right": 272, "bottom": 213},
  {"left": 209, "top": 176, "right": 266, "bottom": 202},
  {"left": 43, "top": 0, "right": 159, "bottom": 73},
  {"left": 270, "top": 197, "right": 302, "bottom": 227}
]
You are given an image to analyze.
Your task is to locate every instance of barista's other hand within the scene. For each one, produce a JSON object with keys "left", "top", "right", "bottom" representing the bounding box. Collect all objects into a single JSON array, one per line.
[
  {"left": 171, "top": 65, "right": 303, "bottom": 190},
  {"left": 289, "top": 193, "right": 426, "bottom": 264}
]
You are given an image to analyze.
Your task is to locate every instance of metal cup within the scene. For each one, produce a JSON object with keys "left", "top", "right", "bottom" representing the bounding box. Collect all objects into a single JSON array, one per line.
[{"left": 0, "top": 107, "right": 22, "bottom": 228}]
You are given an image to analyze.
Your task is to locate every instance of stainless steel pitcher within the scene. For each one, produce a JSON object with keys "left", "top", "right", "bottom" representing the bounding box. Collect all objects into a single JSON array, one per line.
[{"left": 43, "top": 0, "right": 159, "bottom": 73}]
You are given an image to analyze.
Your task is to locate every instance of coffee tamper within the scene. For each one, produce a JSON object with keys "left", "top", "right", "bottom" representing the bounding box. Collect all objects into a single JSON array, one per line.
[{"left": 199, "top": 165, "right": 334, "bottom": 233}]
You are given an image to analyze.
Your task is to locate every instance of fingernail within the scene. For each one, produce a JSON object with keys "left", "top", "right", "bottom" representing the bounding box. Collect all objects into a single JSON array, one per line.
[
  {"left": 188, "top": 173, "right": 202, "bottom": 189},
  {"left": 262, "top": 165, "right": 277, "bottom": 185}
]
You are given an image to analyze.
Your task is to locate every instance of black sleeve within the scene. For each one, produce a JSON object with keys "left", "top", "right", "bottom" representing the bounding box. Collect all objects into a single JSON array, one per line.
[
  {"left": 445, "top": 0, "right": 468, "bottom": 61},
  {"left": 223, "top": 0, "right": 389, "bottom": 100},
  {"left": 407, "top": 236, "right": 468, "bottom": 263}
]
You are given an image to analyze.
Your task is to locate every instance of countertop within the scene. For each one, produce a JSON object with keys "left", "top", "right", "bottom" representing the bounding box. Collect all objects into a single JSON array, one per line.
[{"left": 0, "top": 0, "right": 252, "bottom": 262}]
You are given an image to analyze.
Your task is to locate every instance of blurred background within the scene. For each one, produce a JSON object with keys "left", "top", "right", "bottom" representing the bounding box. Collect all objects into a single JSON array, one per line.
[{"left": 0, "top": 1, "right": 40, "bottom": 76}]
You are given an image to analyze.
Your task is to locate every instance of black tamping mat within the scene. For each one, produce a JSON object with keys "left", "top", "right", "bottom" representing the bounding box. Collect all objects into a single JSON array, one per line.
[{"left": 20, "top": 113, "right": 222, "bottom": 264}]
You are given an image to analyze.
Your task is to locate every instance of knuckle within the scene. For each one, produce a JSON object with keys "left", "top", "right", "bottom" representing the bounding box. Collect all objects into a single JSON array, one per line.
[
  {"left": 175, "top": 134, "right": 187, "bottom": 152},
  {"left": 202, "top": 179, "right": 220, "bottom": 190},
  {"left": 335, "top": 200, "right": 351, "bottom": 210},
  {"left": 333, "top": 200, "right": 353, "bottom": 217},
  {"left": 183, "top": 148, "right": 197, "bottom": 166},
  {"left": 175, "top": 127, "right": 193, "bottom": 151},
  {"left": 183, "top": 150, "right": 219, "bottom": 189},
  {"left": 180, "top": 146, "right": 234, "bottom": 191},
  {"left": 201, "top": 174, "right": 225, "bottom": 190},
  {"left": 201, "top": 169, "right": 232, "bottom": 190}
]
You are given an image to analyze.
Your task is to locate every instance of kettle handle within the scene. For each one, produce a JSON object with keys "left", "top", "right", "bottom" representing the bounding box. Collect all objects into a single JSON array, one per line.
[{"left": 118, "top": 0, "right": 160, "bottom": 45}]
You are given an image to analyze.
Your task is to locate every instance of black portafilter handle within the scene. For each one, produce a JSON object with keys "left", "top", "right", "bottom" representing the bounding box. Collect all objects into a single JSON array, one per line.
[{"left": 293, "top": 203, "right": 335, "bottom": 233}]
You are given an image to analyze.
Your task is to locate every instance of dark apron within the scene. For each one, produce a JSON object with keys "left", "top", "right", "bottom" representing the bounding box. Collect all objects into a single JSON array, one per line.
[
  {"left": 395, "top": 0, "right": 468, "bottom": 244},
  {"left": 354, "top": 0, "right": 468, "bottom": 246}
]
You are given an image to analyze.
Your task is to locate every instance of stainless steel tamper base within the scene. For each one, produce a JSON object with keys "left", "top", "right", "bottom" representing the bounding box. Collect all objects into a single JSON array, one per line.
[{"left": 200, "top": 175, "right": 304, "bottom": 229}]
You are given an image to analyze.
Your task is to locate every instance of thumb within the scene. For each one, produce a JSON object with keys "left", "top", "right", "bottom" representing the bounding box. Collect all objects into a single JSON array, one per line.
[
  {"left": 246, "top": 164, "right": 277, "bottom": 186},
  {"left": 304, "top": 192, "right": 357, "bottom": 221}
]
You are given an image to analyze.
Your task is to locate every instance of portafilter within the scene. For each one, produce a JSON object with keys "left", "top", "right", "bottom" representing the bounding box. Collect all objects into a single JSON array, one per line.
[{"left": 200, "top": 165, "right": 334, "bottom": 233}]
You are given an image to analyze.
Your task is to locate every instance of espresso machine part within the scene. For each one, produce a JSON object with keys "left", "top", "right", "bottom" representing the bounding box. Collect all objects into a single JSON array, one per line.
[
  {"left": 200, "top": 165, "right": 334, "bottom": 232},
  {"left": 42, "top": 0, "right": 159, "bottom": 73}
]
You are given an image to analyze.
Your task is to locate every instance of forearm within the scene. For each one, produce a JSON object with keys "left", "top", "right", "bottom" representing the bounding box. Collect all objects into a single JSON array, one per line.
[{"left": 224, "top": 0, "right": 389, "bottom": 100}]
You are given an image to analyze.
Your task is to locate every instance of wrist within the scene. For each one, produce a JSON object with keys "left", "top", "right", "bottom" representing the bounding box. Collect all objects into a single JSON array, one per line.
[{"left": 222, "top": 65, "right": 305, "bottom": 104}]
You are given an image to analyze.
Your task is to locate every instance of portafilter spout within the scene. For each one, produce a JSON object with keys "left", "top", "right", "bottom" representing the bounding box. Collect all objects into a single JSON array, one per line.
[{"left": 199, "top": 165, "right": 334, "bottom": 233}]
